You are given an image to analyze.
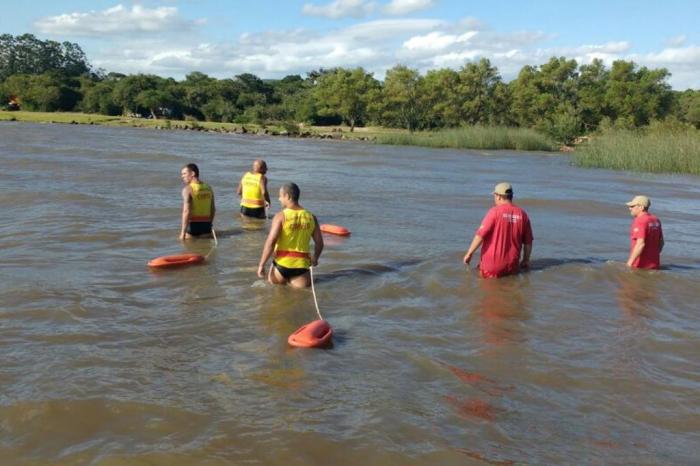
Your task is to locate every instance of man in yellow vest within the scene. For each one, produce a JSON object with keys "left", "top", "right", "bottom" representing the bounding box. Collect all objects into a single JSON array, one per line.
[
  {"left": 180, "top": 163, "right": 215, "bottom": 240},
  {"left": 237, "top": 160, "right": 270, "bottom": 219},
  {"left": 257, "top": 183, "right": 323, "bottom": 288}
]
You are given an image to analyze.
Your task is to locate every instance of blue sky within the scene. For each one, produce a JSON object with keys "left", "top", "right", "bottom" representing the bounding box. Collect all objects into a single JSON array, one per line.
[{"left": 2, "top": 0, "right": 699, "bottom": 89}]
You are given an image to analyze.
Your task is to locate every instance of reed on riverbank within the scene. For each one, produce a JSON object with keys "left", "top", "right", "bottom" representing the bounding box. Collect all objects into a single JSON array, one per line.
[
  {"left": 375, "top": 126, "right": 558, "bottom": 152},
  {"left": 573, "top": 123, "right": 700, "bottom": 175}
]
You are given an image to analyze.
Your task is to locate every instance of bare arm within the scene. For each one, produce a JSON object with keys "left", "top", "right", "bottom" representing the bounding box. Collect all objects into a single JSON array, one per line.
[
  {"left": 257, "top": 212, "right": 283, "bottom": 277},
  {"left": 521, "top": 243, "right": 532, "bottom": 268},
  {"left": 627, "top": 238, "right": 646, "bottom": 267},
  {"left": 180, "top": 186, "right": 192, "bottom": 240},
  {"left": 311, "top": 215, "right": 324, "bottom": 266},
  {"left": 463, "top": 235, "right": 484, "bottom": 265},
  {"left": 210, "top": 191, "right": 216, "bottom": 223},
  {"left": 261, "top": 175, "right": 271, "bottom": 208},
  {"left": 236, "top": 177, "right": 243, "bottom": 197}
]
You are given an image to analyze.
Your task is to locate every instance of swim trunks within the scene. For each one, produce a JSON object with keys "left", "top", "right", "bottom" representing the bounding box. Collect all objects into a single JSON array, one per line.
[
  {"left": 187, "top": 221, "right": 212, "bottom": 236},
  {"left": 240, "top": 206, "right": 266, "bottom": 219},
  {"left": 273, "top": 261, "right": 309, "bottom": 279}
]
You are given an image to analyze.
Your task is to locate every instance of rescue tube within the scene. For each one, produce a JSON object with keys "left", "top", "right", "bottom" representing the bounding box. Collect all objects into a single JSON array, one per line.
[
  {"left": 288, "top": 319, "right": 333, "bottom": 348},
  {"left": 148, "top": 253, "right": 205, "bottom": 268},
  {"left": 320, "top": 224, "right": 351, "bottom": 236}
]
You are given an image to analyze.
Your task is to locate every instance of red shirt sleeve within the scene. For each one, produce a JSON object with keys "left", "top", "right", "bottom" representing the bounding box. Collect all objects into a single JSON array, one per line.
[
  {"left": 476, "top": 208, "right": 496, "bottom": 238},
  {"left": 632, "top": 216, "right": 647, "bottom": 240}
]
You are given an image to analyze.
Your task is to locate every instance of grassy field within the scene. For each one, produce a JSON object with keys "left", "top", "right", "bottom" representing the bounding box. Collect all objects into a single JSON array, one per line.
[
  {"left": 0, "top": 110, "right": 258, "bottom": 131},
  {"left": 0, "top": 110, "right": 384, "bottom": 139},
  {"left": 0, "top": 110, "right": 555, "bottom": 149},
  {"left": 573, "top": 125, "right": 700, "bottom": 175},
  {"left": 375, "top": 126, "right": 558, "bottom": 152}
]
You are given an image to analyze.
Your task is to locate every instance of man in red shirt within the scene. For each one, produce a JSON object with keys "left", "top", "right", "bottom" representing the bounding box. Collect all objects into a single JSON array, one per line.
[
  {"left": 626, "top": 195, "right": 664, "bottom": 269},
  {"left": 463, "top": 182, "right": 533, "bottom": 278}
]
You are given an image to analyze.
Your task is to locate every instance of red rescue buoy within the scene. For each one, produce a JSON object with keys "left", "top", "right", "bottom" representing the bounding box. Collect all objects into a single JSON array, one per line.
[
  {"left": 288, "top": 319, "right": 333, "bottom": 348},
  {"left": 148, "top": 253, "right": 205, "bottom": 268},
  {"left": 320, "top": 224, "right": 351, "bottom": 236}
]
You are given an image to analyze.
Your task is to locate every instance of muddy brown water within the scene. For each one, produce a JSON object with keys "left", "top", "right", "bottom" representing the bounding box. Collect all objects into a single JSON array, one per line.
[{"left": 1, "top": 122, "right": 699, "bottom": 465}]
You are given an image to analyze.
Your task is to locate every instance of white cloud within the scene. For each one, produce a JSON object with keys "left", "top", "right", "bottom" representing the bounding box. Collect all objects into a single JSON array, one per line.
[
  {"left": 339, "top": 18, "right": 443, "bottom": 40},
  {"left": 665, "top": 35, "right": 686, "bottom": 47},
  {"left": 82, "top": 15, "right": 699, "bottom": 90},
  {"left": 34, "top": 4, "right": 200, "bottom": 36},
  {"left": 642, "top": 45, "right": 700, "bottom": 65},
  {"left": 403, "top": 31, "right": 478, "bottom": 51},
  {"left": 636, "top": 46, "right": 700, "bottom": 89},
  {"left": 384, "top": 0, "right": 435, "bottom": 16},
  {"left": 302, "top": 0, "right": 376, "bottom": 19}
]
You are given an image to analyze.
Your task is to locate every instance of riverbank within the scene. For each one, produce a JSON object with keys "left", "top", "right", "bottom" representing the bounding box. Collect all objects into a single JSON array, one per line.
[
  {"left": 375, "top": 126, "right": 557, "bottom": 152},
  {"left": 574, "top": 123, "right": 700, "bottom": 175},
  {"left": 0, "top": 110, "right": 556, "bottom": 150},
  {"left": 0, "top": 110, "right": 393, "bottom": 142}
]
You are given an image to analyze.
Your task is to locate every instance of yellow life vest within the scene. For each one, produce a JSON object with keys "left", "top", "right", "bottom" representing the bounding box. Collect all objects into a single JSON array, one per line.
[
  {"left": 274, "top": 208, "right": 315, "bottom": 269},
  {"left": 190, "top": 181, "right": 213, "bottom": 222},
  {"left": 241, "top": 172, "right": 264, "bottom": 208}
]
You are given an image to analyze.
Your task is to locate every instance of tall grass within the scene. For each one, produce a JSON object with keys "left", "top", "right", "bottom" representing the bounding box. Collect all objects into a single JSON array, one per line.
[
  {"left": 375, "top": 126, "right": 557, "bottom": 152},
  {"left": 574, "top": 124, "right": 700, "bottom": 175}
]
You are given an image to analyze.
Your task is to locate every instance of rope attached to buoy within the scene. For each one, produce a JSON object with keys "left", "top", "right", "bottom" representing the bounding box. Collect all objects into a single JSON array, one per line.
[
  {"left": 204, "top": 228, "right": 218, "bottom": 259},
  {"left": 309, "top": 266, "right": 324, "bottom": 321}
]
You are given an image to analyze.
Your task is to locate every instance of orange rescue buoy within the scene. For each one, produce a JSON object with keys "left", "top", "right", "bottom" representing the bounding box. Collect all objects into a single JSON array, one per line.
[
  {"left": 148, "top": 253, "right": 205, "bottom": 268},
  {"left": 288, "top": 319, "right": 333, "bottom": 348},
  {"left": 320, "top": 224, "right": 351, "bottom": 236}
]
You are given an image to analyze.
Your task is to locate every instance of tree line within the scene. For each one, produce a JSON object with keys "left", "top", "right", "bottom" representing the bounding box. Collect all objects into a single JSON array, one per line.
[{"left": 1, "top": 33, "right": 699, "bottom": 143}]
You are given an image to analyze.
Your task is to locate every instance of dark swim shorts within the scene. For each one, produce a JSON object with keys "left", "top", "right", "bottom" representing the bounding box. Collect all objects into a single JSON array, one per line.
[
  {"left": 273, "top": 261, "right": 309, "bottom": 279},
  {"left": 187, "top": 221, "right": 212, "bottom": 236},
  {"left": 240, "top": 206, "right": 266, "bottom": 219}
]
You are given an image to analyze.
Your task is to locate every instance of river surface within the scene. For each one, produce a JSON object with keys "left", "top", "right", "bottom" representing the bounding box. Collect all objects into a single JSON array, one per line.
[{"left": 1, "top": 122, "right": 699, "bottom": 465}]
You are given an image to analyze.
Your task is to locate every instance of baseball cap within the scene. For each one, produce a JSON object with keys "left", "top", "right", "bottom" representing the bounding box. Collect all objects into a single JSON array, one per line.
[
  {"left": 493, "top": 182, "right": 513, "bottom": 196},
  {"left": 625, "top": 195, "right": 650, "bottom": 209}
]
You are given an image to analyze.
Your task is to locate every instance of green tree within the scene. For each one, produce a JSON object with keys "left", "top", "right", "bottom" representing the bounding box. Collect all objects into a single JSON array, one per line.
[
  {"left": 605, "top": 60, "right": 673, "bottom": 126},
  {"left": 112, "top": 74, "right": 162, "bottom": 115},
  {"left": 576, "top": 59, "right": 609, "bottom": 131},
  {"left": 377, "top": 65, "right": 425, "bottom": 131},
  {"left": 81, "top": 79, "right": 120, "bottom": 115},
  {"left": 136, "top": 89, "right": 174, "bottom": 119},
  {"left": 313, "top": 67, "right": 380, "bottom": 131},
  {"left": 0, "top": 33, "right": 90, "bottom": 80},
  {"left": 510, "top": 57, "right": 579, "bottom": 129},
  {"left": 677, "top": 90, "right": 700, "bottom": 128},
  {"left": 1, "top": 73, "right": 80, "bottom": 111},
  {"left": 235, "top": 73, "right": 273, "bottom": 109},
  {"left": 456, "top": 58, "right": 503, "bottom": 125},
  {"left": 489, "top": 81, "right": 513, "bottom": 126},
  {"left": 421, "top": 68, "right": 461, "bottom": 128}
]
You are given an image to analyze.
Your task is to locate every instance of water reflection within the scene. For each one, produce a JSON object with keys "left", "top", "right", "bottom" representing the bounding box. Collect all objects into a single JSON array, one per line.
[
  {"left": 616, "top": 269, "right": 659, "bottom": 318},
  {"left": 321, "top": 233, "right": 350, "bottom": 248},
  {"left": 472, "top": 275, "right": 530, "bottom": 348},
  {"left": 239, "top": 215, "right": 268, "bottom": 231}
]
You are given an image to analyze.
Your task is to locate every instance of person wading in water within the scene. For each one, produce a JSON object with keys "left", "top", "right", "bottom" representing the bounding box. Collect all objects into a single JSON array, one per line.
[
  {"left": 180, "top": 163, "right": 215, "bottom": 240},
  {"left": 257, "top": 183, "right": 323, "bottom": 288},
  {"left": 463, "top": 182, "right": 533, "bottom": 278},
  {"left": 237, "top": 159, "right": 270, "bottom": 219}
]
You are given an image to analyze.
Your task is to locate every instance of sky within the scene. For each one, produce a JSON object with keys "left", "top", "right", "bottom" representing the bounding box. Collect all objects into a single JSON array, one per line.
[{"left": 2, "top": 0, "right": 699, "bottom": 89}]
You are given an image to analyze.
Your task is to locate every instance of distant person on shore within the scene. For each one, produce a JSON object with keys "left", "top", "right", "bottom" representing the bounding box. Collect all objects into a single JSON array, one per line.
[
  {"left": 180, "top": 163, "right": 215, "bottom": 240},
  {"left": 257, "top": 183, "right": 323, "bottom": 288},
  {"left": 626, "top": 195, "right": 664, "bottom": 269},
  {"left": 237, "top": 159, "right": 270, "bottom": 219},
  {"left": 463, "top": 182, "right": 533, "bottom": 278}
]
